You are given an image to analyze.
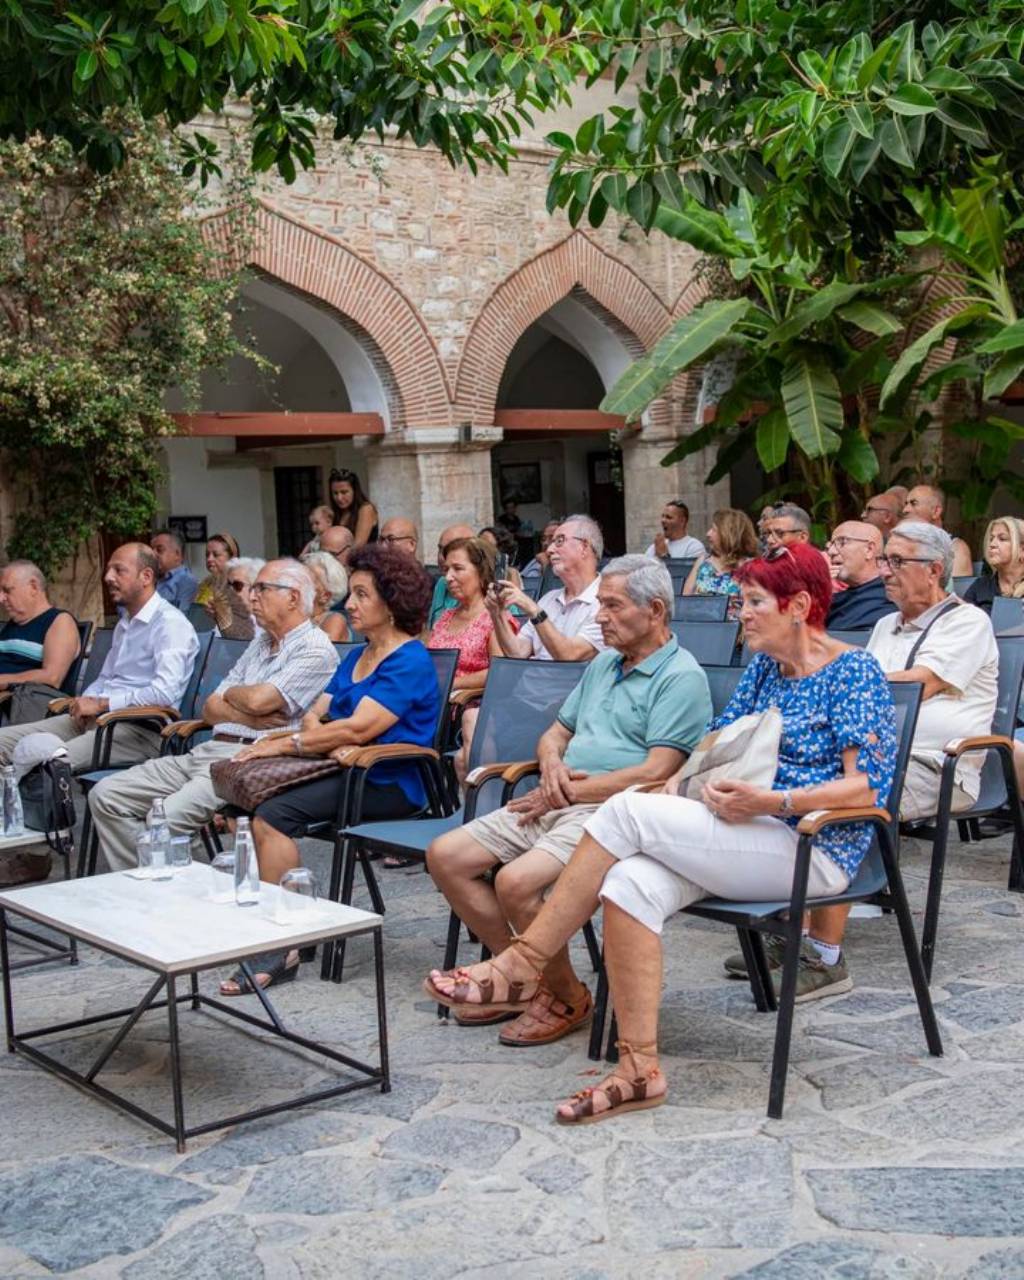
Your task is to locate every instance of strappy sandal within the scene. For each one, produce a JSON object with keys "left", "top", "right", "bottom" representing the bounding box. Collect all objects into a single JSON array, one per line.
[
  {"left": 499, "top": 984, "right": 593, "bottom": 1046},
  {"left": 423, "top": 937, "right": 545, "bottom": 1012},
  {"left": 555, "top": 1040, "right": 666, "bottom": 1126},
  {"left": 220, "top": 949, "right": 300, "bottom": 997}
]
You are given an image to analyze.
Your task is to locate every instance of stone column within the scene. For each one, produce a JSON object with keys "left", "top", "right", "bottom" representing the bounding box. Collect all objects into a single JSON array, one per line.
[
  {"left": 621, "top": 422, "right": 729, "bottom": 553},
  {"left": 363, "top": 427, "right": 501, "bottom": 560}
]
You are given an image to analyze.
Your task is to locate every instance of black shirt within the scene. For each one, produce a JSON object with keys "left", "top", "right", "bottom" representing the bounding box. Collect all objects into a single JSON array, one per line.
[
  {"left": 827, "top": 577, "right": 897, "bottom": 630},
  {"left": 964, "top": 574, "right": 998, "bottom": 614}
]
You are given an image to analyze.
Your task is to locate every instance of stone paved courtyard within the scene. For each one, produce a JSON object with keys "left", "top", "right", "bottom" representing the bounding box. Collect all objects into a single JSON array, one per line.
[{"left": 2, "top": 823, "right": 1024, "bottom": 1278}]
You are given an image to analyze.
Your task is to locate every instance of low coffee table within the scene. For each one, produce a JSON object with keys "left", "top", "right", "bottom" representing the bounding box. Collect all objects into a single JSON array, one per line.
[
  {"left": 0, "top": 826, "right": 77, "bottom": 971},
  {"left": 0, "top": 864, "right": 388, "bottom": 1151}
]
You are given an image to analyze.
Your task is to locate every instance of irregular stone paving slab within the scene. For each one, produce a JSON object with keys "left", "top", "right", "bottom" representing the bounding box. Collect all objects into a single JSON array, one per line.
[
  {"left": 176, "top": 1110, "right": 362, "bottom": 1180},
  {"left": 241, "top": 1152, "right": 443, "bottom": 1216},
  {"left": 291, "top": 1193, "right": 602, "bottom": 1278},
  {"left": 801, "top": 1056, "right": 942, "bottom": 1111},
  {"left": 808, "top": 1167, "right": 1024, "bottom": 1236},
  {"left": 381, "top": 1113, "right": 519, "bottom": 1169},
  {"left": 853, "top": 1069, "right": 1024, "bottom": 1144},
  {"left": 931, "top": 985, "right": 1024, "bottom": 1034},
  {"left": 523, "top": 1153, "right": 591, "bottom": 1194},
  {"left": 807, "top": 1013, "right": 946, "bottom": 1056},
  {"left": 337, "top": 1072, "right": 442, "bottom": 1121},
  {"left": 966, "top": 1245, "right": 1024, "bottom": 1277},
  {"left": 122, "top": 1214, "right": 263, "bottom": 1280},
  {"left": 811, "top": 988, "right": 920, "bottom": 1019},
  {"left": 0, "top": 1154, "right": 212, "bottom": 1273},
  {"left": 606, "top": 1138, "right": 792, "bottom": 1250},
  {"left": 730, "top": 1238, "right": 940, "bottom": 1278}
]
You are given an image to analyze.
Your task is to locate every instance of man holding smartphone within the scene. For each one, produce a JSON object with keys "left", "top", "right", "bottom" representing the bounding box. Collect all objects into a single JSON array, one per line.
[{"left": 486, "top": 515, "right": 605, "bottom": 663}]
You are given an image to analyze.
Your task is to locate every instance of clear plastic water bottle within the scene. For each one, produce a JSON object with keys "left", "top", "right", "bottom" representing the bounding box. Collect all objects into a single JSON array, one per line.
[
  {"left": 146, "top": 799, "right": 172, "bottom": 881},
  {"left": 2, "top": 765, "right": 25, "bottom": 838},
  {"left": 233, "top": 817, "right": 260, "bottom": 906}
]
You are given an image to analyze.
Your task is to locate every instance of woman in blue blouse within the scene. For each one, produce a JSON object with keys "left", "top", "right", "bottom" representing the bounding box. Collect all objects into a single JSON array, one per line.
[
  {"left": 221, "top": 545, "right": 439, "bottom": 994},
  {"left": 426, "top": 542, "right": 896, "bottom": 1123}
]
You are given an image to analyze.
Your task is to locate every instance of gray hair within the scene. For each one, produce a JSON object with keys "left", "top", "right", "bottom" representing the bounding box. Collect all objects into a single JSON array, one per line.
[
  {"left": 563, "top": 513, "right": 604, "bottom": 562},
  {"left": 264, "top": 558, "right": 316, "bottom": 616},
  {"left": 890, "top": 520, "right": 954, "bottom": 580},
  {"left": 226, "top": 556, "right": 265, "bottom": 581},
  {"left": 2, "top": 559, "right": 46, "bottom": 592},
  {"left": 302, "top": 550, "right": 348, "bottom": 606},
  {"left": 601, "top": 554, "right": 674, "bottom": 616},
  {"left": 770, "top": 503, "right": 811, "bottom": 532}
]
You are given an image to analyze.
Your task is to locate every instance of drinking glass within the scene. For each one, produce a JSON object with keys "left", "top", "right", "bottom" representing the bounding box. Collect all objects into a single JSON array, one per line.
[
  {"left": 169, "top": 835, "right": 192, "bottom": 869},
  {"left": 137, "top": 829, "right": 172, "bottom": 881},
  {"left": 276, "top": 867, "right": 318, "bottom": 924},
  {"left": 209, "top": 851, "right": 235, "bottom": 900}
]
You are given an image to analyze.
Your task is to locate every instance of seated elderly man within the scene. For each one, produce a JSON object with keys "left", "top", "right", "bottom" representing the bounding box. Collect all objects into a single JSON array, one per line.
[
  {"left": 0, "top": 544, "right": 198, "bottom": 770},
  {"left": 427, "top": 554, "right": 712, "bottom": 1046},
  {"left": 826, "top": 521, "right": 897, "bottom": 629},
  {"left": 860, "top": 492, "right": 903, "bottom": 538},
  {"left": 378, "top": 517, "right": 420, "bottom": 560},
  {"left": 151, "top": 529, "right": 199, "bottom": 613},
  {"left": 0, "top": 561, "right": 81, "bottom": 725},
  {"left": 487, "top": 515, "right": 606, "bottom": 662},
  {"left": 319, "top": 525, "right": 355, "bottom": 568},
  {"left": 88, "top": 559, "right": 338, "bottom": 871}
]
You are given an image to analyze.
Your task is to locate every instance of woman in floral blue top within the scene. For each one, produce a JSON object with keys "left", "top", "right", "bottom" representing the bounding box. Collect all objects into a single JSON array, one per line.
[{"left": 425, "top": 542, "right": 897, "bottom": 1125}]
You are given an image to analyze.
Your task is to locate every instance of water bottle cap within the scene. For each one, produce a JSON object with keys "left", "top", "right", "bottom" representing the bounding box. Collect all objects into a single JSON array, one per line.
[{"left": 236, "top": 816, "right": 251, "bottom": 830}]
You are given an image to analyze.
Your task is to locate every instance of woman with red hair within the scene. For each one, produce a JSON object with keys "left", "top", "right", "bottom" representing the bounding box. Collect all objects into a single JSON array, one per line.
[{"left": 425, "top": 542, "right": 897, "bottom": 1124}]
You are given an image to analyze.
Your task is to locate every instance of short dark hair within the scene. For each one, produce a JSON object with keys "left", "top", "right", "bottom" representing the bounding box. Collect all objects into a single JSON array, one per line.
[
  {"left": 152, "top": 528, "right": 184, "bottom": 553},
  {"left": 347, "top": 544, "right": 432, "bottom": 636},
  {"left": 667, "top": 500, "right": 690, "bottom": 519}
]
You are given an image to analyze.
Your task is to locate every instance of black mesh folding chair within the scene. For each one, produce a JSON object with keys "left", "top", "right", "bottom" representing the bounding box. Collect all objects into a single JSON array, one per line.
[
  {"left": 673, "top": 595, "right": 729, "bottom": 623},
  {"left": 825, "top": 629, "right": 871, "bottom": 647},
  {"left": 588, "top": 681, "right": 941, "bottom": 1119},
  {"left": 327, "top": 657, "right": 589, "bottom": 982},
  {"left": 702, "top": 665, "right": 745, "bottom": 718},
  {"left": 992, "top": 596, "right": 1024, "bottom": 633},
  {"left": 953, "top": 575, "right": 978, "bottom": 597},
  {"left": 900, "top": 634, "right": 1024, "bottom": 981},
  {"left": 665, "top": 560, "right": 695, "bottom": 594},
  {"left": 669, "top": 620, "right": 740, "bottom": 665},
  {"left": 45, "top": 626, "right": 114, "bottom": 709}
]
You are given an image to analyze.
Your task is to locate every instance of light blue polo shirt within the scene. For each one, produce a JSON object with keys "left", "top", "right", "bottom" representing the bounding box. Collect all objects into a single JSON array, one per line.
[{"left": 557, "top": 638, "right": 712, "bottom": 775}]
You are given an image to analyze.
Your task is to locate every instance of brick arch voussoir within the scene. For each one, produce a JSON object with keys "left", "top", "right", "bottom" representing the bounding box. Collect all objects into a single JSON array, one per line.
[
  {"left": 202, "top": 202, "right": 452, "bottom": 430},
  {"left": 455, "top": 232, "right": 672, "bottom": 423}
]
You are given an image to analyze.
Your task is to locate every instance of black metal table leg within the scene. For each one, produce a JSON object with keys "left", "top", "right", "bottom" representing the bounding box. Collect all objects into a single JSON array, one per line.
[
  {"left": 373, "top": 927, "right": 390, "bottom": 1093},
  {"left": 1, "top": 910, "right": 14, "bottom": 1051},
  {"left": 165, "top": 975, "right": 187, "bottom": 1153}
]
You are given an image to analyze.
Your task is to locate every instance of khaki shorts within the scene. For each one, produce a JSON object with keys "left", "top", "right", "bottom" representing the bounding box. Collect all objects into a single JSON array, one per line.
[
  {"left": 465, "top": 802, "right": 602, "bottom": 866},
  {"left": 900, "top": 755, "right": 976, "bottom": 821}
]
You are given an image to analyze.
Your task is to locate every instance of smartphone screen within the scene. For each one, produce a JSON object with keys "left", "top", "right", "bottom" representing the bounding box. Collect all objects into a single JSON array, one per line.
[{"left": 495, "top": 551, "right": 510, "bottom": 583}]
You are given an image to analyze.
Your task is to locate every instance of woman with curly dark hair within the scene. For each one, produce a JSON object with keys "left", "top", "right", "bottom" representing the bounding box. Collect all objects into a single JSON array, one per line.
[{"left": 221, "top": 546, "right": 439, "bottom": 992}]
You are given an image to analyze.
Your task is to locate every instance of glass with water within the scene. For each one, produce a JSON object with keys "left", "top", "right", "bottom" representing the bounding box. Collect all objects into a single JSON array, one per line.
[
  {"left": 2, "top": 765, "right": 24, "bottom": 838},
  {"left": 135, "top": 830, "right": 172, "bottom": 881}
]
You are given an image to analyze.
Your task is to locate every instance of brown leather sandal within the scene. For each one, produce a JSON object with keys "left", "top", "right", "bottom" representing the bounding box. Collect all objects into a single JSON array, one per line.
[
  {"left": 423, "top": 937, "right": 545, "bottom": 1012},
  {"left": 555, "top": 1040, "right": 666, "bottom": 1126},
  {"left": 499, "top": 984, "right": 593, "bottom": 1047}
]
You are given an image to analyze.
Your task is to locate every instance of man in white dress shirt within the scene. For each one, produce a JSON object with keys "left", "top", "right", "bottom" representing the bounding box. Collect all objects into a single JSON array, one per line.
[
  {"left": 486, "top": 515, "right": 606, "bottom": 662},
  {"left": 644, "top": 501, "right": 705, "bottom": 561},
  {"left": 89, "top": 558, "right": 338, "bottom": 871},
  {"left": 0, "top": 543, "right": 199, "bottom": 772}
]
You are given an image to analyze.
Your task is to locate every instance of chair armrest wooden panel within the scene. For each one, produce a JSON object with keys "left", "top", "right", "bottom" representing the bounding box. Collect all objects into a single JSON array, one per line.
[
  {"left": 797, "top": 807, "right": 891, "bottom": 836},
  {"left": 48, "top": 697, "right": 73, "bottom": 714},
  {"left": 160, "top": 718, "right": 206, "bottom": 741},
  {"left": 331, "top": 743, "right": 439, "bottom": 767},
  {"left": 943, "top": 734, "right": 1014, "bottom": 758},
  {"left": 502, "top": 760, "right": 541, "bottom": 785},
  {"left": 448, "top": 689, "right": 478, "bottom": 708},
  {"left": 95, "top": 704, "right": 180, "bottom": 728},
  {"left": 465, "top": 760, "right": 539, "bottom": 789}
]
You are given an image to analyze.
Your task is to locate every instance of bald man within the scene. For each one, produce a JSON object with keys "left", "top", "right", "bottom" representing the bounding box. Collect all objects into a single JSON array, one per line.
[
  {"left": 826, "top": 521, "right": 898, "bottom": 629},
  {"left": 429, "top": 523, "right": 475, "bottom": 628},
  {"left": 903, "top": 484, "right": 973, "bottom": 577},
  {"left": 319, "top": 525, "right": 354, "bottom": 567},
  {"left": 379, "top": 517, "right": 420, "bottom": 560},
  {"left": 860, "top": 491, "right": 902, "bottom": 538}
]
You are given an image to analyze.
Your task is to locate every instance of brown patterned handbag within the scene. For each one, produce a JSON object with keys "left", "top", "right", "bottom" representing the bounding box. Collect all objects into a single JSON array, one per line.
[{"left": 210, "top": 754, "right": 343, "bottom": 811}]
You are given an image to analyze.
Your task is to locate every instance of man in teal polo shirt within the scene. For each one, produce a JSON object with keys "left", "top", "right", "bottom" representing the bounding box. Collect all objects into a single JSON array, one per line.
[{"left": 426, "top": 554, "right": 711, "bottom": 1048}]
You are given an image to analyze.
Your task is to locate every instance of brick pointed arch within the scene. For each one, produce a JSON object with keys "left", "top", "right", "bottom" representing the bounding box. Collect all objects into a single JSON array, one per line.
[
  {"left": 203, "top": 202, "right": 451, "bottom": 430},
  {"left": 454, "top": 233, "right": 672, "bottom": 423}
]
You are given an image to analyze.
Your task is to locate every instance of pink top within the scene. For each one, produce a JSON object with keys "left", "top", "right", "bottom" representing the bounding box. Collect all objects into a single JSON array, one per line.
[{"left": 428, "top": 607, "right": 517, "bottom": 677}]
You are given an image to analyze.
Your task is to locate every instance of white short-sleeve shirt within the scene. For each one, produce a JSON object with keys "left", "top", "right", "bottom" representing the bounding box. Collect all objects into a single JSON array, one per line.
[
  {"left": 867, "top": 597, "right": 998, "bottom": 799},
  {"left": 644, "top": 534, "right": 705, "bottom": 560},
  {"left": 518, "top": 576, "right": 606, "bottom": 661}
]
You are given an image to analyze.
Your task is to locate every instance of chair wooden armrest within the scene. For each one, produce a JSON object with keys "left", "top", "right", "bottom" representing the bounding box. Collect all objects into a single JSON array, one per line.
[
  {"left": 330, "top": 743, "right": 440, "bottom": 768},
  {"left": 448, "top": 689, "right": 479, "bottom": 708},
  {"left": 501, "top": 760, "right": 541, "bottom": 785},
  {"left": 48, "top": 697, "right": 73, "bottom": 714},
  {"left": 160, "top": 718, "right": 207, "bottom": 741},
  {"left": 95, "top": 704, "right": 180, "bottom": 728},
  {"left": 943, "top": 734, "right": 1014, "bottom": 757},
  {"left": 464, "top": 760, "right": 539, "bottom": 789},
  {"left": 798, "top": 807, "right": 891, "bottom": 836}
]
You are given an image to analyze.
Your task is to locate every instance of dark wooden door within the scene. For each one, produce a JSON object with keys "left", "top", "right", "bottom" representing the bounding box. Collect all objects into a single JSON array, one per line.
[
  {"left": 274, "top": 466, "right": 320, "bottom": 556},
  {"left": 587, "top": 451, "right": 626, "bottom": 556}
]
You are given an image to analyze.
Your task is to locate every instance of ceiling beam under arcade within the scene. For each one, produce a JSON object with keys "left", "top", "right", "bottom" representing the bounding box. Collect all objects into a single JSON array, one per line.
[
  {"left": 171, "top": 412, "right": 385, "bottom": 449},
  {"left": 495, "top": 409, "right": 626, "bottom": 433}
]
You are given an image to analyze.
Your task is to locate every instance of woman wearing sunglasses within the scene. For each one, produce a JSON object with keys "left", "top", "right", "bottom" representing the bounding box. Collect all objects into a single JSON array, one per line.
[
  {"left": 329, "top": 468, "right": 378, "bottom": 548},
  {"left": 425, "top": 541, "right": 897, "bottom": 1124}
]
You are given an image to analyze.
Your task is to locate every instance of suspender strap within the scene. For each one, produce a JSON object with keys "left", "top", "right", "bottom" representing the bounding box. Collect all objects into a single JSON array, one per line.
[{"left": 904, "top": 598, "right": 960, "bottom": 670}]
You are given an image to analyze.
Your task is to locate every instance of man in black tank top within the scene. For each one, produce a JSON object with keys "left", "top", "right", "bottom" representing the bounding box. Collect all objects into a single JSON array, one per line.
[{"left": 0, "top": 562, "right": 81, "bottom": 724}]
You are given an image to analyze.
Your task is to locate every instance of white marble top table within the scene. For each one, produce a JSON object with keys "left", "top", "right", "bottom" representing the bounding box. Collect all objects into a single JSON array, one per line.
[{"left": 0, "top": 864, "right": 381, "bottom": 974}]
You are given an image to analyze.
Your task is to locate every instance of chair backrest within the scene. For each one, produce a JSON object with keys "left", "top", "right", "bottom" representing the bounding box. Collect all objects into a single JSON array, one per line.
[
  {"left": 992, "top": 596, "right": 1024, "bottom": 634},
  {"left": 673, "top": 594, "right": 729, "bottom": 622},
  {"left": 826, "top": 629, "right": 871, "bottom": 648},
  {"left": 665, "top": 559, "right": 694, "bottom": 591},
  {"left": 521, "top": 577, "right": 543, "bottom": 601},
  {"left": 669, "top": 620, "right": 741, "bottom": 665},
  {"left": 178, "top": 631, "right": 215, "bottom": 717},
  {"left": 76, "top": 627, "right": 115, "bottom": 694},
  {"left": 191, "top": 636, "right": 251, "bottom": 715},
  {"left": 59, "top": 620, "right": 94, "bottom": 697},
  {"left": 953, "top": 575, "right": 978, "bottom": 597},
  {"left": 469, "top": 657, "right": 588, "bottom": 814},
  {"left": 185, "top": 602, "right": 216, "bottom": 633},
  {"left": 702, "top": 665, "right": 745, "bottom": 719}
]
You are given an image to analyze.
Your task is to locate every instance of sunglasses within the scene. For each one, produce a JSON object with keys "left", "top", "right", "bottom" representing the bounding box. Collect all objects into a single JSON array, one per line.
[{"left": 227, "top": 579, "right": 249, "bottom": 593}]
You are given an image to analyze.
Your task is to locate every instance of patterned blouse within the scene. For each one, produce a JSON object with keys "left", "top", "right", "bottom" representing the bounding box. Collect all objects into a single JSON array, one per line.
[
  {"left": 712, "top": 649, "right": 897, "bottom": 878},
  {"left": 693, "top": 557, "right": 744, "bottom": 621},
  {"left": 428, "top": 607, "right": 517, "bottom": 678}
]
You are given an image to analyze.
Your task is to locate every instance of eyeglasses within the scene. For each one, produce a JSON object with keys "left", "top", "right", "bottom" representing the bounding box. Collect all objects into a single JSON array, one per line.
[
  {"left": 227, "top": 579, "right": 249, "bottom": 593},
  {"left": 764, "top": 527, "right": 801, "bottom": 541},
  {"left": 380, "top": 534, "right": 415, "bottom": 546},
  {"left": 250, "top": 582, "right": 295, "bottom": 595},
  {"left": 862, "top": 505, "right": 895, "bottom": 517},
  {"left": 763, "top": 544, "right": 794, "bottom": 563},
  {"left": 877, "top": 555, "right": 934, "bottom": 571},
  {"left": 826, "top": 536, "right": 873, "bottom": 550},
  {"left": 549, "top": 534, "right": 589, "bottom": 548}
]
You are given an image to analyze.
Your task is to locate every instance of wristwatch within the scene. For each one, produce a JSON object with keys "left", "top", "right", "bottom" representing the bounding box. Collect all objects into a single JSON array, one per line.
[
  {"left": 532, "top": 608, "right": 549, "bottom": 626},
  {"left": 778, "top": 790, "right": 793, "bottom": 816}
]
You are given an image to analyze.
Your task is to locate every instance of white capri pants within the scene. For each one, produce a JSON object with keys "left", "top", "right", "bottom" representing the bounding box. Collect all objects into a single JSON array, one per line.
[{"left": 584, "top": 791, "right": 849, "bottom": 935}]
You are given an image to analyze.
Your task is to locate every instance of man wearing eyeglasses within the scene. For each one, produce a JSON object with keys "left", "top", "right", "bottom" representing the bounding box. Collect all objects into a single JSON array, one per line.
[
  {"left": 88, "top": 559, "right": 339, "bottom": 871},
  {"left": 860, "top": 492, "right": 902, "bottom": 537},
  {"left": 378, "top": 518, "right": 420, "bottom": 560},
  {"left": 825, "top": 522, "right": 898, "bottom": 629},
  {"left": 902, "top": 483, "right": 974, "bottom": 578},
  {"left": 761, "top": 503, "right": 812, "bottom": 548}
]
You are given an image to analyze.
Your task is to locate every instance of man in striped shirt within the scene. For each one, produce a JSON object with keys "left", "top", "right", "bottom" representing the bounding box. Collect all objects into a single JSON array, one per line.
[{"left": 89, "top": 559, "right": 338, "bottom": 871}]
